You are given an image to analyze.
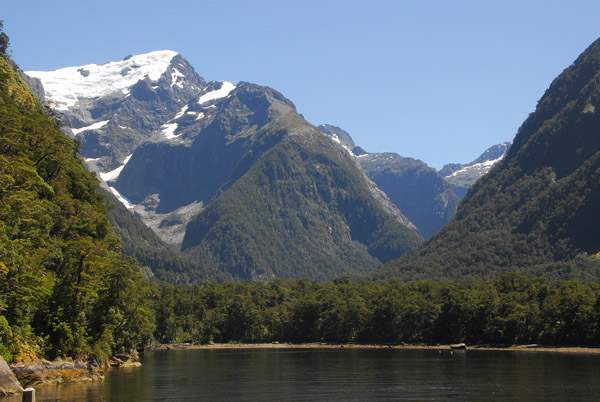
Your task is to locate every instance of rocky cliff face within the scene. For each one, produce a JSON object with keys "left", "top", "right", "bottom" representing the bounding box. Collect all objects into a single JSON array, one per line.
[
  {"left": 0, "top": 355, "right": 22, "bottom": 397},
  {"left": 115, "top": 82, "right": 297, "bottom": 213}
]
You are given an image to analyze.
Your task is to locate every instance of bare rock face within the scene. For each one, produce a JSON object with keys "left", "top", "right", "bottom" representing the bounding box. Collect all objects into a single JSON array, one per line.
[
  {"left": 0, "top": 355, "right": 23, "bottom": 397},
  {"left": 10, "top": 358, "right": 104, "bottom": 387}
]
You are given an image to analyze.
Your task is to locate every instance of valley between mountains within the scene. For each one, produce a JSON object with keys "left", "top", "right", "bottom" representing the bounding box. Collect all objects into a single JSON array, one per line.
[{"left": 3, "top": 26, "right": 600, "bottom": 394}]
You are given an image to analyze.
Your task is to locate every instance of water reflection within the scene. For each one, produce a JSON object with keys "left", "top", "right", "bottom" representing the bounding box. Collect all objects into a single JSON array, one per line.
[{"left": 5, "top": 348, "right": 600, "bottom": 402}]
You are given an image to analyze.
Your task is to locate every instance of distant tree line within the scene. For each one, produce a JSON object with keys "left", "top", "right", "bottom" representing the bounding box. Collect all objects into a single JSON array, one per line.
[{"left": 151, "top": 273, "right": 600, "bottom": 347}]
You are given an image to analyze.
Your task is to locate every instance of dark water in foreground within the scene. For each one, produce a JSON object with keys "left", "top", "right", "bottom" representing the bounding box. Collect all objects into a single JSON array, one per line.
[{"left": 7, "top": 348, "right": 600, "bottom": 401}]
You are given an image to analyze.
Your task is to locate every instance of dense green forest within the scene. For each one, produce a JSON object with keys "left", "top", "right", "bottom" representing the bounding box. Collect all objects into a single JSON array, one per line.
[
  {"left": 151, "top": 274, "right": 600, "bottom": 347},
  {"left": 0, "top": 46, "right": 154, "bottom": 363}
]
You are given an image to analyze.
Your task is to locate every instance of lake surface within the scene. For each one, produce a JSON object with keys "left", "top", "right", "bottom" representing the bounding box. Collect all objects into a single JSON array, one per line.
[{"left": 8, "top": 347, "right": 600, "bottom": 401}]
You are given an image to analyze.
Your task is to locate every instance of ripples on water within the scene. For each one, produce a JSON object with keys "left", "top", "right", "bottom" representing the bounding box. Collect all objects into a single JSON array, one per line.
[{"left": 8, "top": 348, "right": 600, "bottom": 402}]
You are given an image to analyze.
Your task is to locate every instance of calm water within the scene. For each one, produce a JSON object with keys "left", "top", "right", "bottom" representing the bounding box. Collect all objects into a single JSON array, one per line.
[{"left": 7, "top": 348, "right": 600, "bottom": 401}]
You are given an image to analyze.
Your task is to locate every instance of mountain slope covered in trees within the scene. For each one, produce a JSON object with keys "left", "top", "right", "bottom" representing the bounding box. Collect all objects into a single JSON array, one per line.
[
  {"left": 181, "top": 113, "right": 423, "bottom": 281},
  {"left": 358, "top": 152, "right": 460, "bottom": 239},
  {"left": 377, "top": 37, "right": 600, "bottom": 282},
  {"left": 0, "top": 54, "right": 153, "bottom": 363}
]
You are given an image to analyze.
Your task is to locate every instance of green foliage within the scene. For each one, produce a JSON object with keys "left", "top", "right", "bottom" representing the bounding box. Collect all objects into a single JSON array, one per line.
[
  {"left": 0, "top": 315, "right": 16, "bottom": 361},
  {"left": 151, "top": 273, "right": 600, "bottom": 346},
  {"left": 0, "top": 21, "right": 9, "bottom": 58},
  {"left": 0, "top": 57, "right": 153, "bottom": 362}
]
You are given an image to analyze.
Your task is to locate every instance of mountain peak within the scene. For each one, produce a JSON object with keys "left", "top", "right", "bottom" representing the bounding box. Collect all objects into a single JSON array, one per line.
[
  {"left": 439, "top": 141, "right": 511, "bottom": 197},
  {"left": 26, "top": 50, "right": 180, "bottom": 110},
  {"left": 318, "top": 124, "right": 356, "bottom": 152}
]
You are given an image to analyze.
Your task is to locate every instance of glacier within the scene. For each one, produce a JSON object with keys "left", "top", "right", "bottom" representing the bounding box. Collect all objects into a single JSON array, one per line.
[{"left": 26, "top": 50, "right": 178, "bottom": 110}]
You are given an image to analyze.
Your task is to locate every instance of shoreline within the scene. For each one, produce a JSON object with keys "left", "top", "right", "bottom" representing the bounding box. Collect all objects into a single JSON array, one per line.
[{"left": 145, "top": 342, "right": 600, "bottom": 354}]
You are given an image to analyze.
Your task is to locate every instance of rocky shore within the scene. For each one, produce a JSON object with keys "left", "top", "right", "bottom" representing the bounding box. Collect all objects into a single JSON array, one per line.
[
  {"left": 0, "top": 356, "right": 22, "bottom": 397},
  {"left": 0, "top": 351, "right": 142, "bottom": 397},
  {"left": 9, "top": 358, "right": 105, "bottom": 388}
]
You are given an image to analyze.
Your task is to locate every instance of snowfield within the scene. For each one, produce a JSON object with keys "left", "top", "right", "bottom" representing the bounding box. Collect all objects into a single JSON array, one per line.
[{"left": 26, "top": 50, "right": 178, "bottom": 110}]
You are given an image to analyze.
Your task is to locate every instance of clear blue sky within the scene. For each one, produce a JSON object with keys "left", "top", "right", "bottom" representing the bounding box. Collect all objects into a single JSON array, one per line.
[{"left": 3, "top": 0, "right": 600, "bottom": 168}]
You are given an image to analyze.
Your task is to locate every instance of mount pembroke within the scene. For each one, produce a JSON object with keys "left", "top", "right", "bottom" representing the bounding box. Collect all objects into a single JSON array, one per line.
[
  {"left": 377, "top": 38, "right": 600, "bottom": 282},
  {"left": 27, "top": 51, "right": 423, "bottom": 281}
]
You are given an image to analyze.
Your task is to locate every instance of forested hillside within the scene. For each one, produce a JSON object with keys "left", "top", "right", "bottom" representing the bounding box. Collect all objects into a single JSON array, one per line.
[
  {"left": 0, "top": 54, "right": 153, "bottom": 362},
  {"left": 181, "top": 114, "right": 423, "bottom": 281},
  {"left": 377, "top": 38, "right": 600, "bottom": 281},
  {"left": 358, "top": 153, "right": 459, "bottom": 238}
]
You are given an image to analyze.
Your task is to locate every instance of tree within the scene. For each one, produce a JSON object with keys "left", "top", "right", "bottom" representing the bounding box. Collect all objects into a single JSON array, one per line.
[{"left": 0, "top": 21, "right": 9, "bottom": 57}]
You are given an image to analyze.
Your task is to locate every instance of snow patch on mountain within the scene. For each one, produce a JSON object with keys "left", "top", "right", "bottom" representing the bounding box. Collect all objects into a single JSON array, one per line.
[
  {"left": 71, "top": 120, "right": 109, "bottom": 135},
  {"left": 174, "top": 105, "right": 188, "bottom": 119},
  {"left": 99, "top": 154, "right": 132, "bottom": 182},
  {"left": 108, "top": 187, "right": 134, "bottom": 209},
  {"left": 323, "top": 133, "right": 354, "bottom": 156},
  {"left": 198, "top": 81, "right": 236, "bottom": 105},
  {"left": 447, "top": 155, "right": 504, "bottom": 177},
  {"left": 170, "top": 68, "right": 185, "bottom": 88},
  {"left": 161, "top": 123, "right": 180, "bottom": 139},
  {"left": 26, "top": 50, "right": 178, "bottom": 110}
]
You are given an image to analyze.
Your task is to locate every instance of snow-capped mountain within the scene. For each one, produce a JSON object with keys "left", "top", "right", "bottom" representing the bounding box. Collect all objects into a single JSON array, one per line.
[
  {"left": 27, "top": 50, "right": 181, "bottom": 110},
  {"left": 26, "top": 51, "right": 239, "bottom": 245},
  {"left": 26, "top": 51, "right": 423, "bottom": 282},
  {"left": 27, "top": 50, "right": 209, "bottom": 169},
  {"left": 439, "top": 142, "right": 512, "bottom": 197}
]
